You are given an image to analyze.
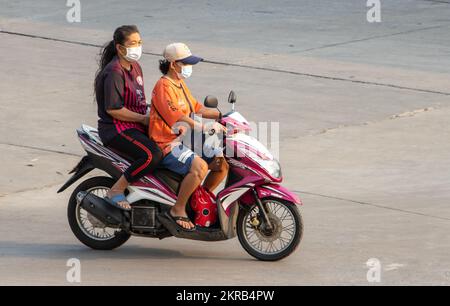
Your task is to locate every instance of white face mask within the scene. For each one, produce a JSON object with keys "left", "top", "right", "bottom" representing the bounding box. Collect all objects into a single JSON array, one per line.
[
  {"left": 123, "top": 45, "right": 142, "bottom": 62},
  {"left": 176, "top": 64, "right": 192, "bottom": 79}
]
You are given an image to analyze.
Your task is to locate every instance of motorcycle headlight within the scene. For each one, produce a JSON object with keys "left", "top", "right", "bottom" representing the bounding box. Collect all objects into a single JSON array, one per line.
[
  {"left": 246, "top": 151, "right": 282, "bottom": 179},
  {"left": 263, "top": 159, "right": 282, "bottom": 179}
]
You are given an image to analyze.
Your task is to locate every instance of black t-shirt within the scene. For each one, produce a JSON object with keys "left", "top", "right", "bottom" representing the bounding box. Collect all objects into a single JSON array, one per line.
[{"left": 96, "top": 56, "right": 147, "bottom": 145}]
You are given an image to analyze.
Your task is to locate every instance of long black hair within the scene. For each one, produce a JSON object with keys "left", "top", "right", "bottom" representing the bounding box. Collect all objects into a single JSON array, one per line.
[{"left": 94, "top": 25, "right": 139, "bottom": 100}]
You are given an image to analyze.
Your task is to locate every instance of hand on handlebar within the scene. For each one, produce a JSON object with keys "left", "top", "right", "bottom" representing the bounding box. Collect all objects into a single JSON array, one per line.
[
  {"left": 203, "top": 122, "right": 227, "bottom": 136},
  {"left": 173, "top": 124, "right": 188, "bottom": 136}
]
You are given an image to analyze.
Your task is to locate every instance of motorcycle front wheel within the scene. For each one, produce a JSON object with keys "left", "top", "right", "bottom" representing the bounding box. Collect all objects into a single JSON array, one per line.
[{"left": 237, "top": 198, "right": 303, "bottom": 261}]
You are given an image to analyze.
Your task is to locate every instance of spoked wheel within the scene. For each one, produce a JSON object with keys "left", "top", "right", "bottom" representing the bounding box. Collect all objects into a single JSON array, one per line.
[
  {"left": 67, "top": 176, "right": 130, "bottom": 250},
  {"left": 237, "top": 199, "right": 303, "bottom": 261}
]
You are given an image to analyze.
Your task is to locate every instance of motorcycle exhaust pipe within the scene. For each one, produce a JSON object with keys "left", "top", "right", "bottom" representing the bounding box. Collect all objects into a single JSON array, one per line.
[{"left": 76, "top": 191, "right": 125, "bottom": 227}]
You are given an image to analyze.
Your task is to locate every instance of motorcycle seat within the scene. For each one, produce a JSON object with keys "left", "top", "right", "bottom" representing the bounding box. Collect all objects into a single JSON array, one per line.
[
  {"left": 80, "top": 125, "right": 183, "bottom": 194},
  {"left": 152, "top": 168, "right": 183, "bottom": 194}
]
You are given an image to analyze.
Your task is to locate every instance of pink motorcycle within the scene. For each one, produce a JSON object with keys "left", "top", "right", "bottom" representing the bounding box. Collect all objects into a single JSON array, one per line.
[{"left": 58, "top": 91, "right": 303, "bottom": 261}]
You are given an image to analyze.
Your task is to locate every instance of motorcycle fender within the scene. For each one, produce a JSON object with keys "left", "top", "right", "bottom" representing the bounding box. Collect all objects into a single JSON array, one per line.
[
  {"left": 255, "top": 184, "right": 302, "bottom": 205},
  {"left": 57, "top": 155, "right": 94, "bottom": 193}
]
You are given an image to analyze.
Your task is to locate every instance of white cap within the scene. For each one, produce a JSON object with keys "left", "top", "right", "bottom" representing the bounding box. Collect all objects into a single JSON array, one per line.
[{"left": 163, "top": 42, "right": 203, "bottom": 64}]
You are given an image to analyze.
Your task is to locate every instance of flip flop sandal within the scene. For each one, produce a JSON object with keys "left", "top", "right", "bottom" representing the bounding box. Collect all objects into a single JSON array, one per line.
[
  {"left": 104, "top": 194, "right": 131, "bottom": 211},
  {"left": 164, "top": 211, "right": 196, "bottom": 232}
]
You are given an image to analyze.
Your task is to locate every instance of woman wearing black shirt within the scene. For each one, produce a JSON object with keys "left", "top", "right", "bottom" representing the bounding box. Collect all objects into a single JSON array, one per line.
[{"left": 94, "top": 25, "right": 162, "bottom": 210}]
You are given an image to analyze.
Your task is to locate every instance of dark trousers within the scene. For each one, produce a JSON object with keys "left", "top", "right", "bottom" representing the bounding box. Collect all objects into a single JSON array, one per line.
[{"left": 106, "top": 128, "right": 163, "bottom": 182}]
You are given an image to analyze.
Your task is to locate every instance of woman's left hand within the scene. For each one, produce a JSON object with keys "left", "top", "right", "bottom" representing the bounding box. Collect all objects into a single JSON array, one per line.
[{"left": 141, "top": 114, "right": 149, "bottom": 126}]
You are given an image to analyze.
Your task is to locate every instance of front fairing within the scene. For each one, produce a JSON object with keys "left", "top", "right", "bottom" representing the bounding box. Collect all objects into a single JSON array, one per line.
[
  {"left": 223, "top": 113, "right": 283, "bottom": 183},
  {"left": 221, "top": 111, "right": 252, "bottom": 132},
  {"left": 227, "top": 135, "right": 282, "bottom": 181}
]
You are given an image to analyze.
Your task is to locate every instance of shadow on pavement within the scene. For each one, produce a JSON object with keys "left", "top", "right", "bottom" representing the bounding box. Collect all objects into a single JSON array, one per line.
[{"left": 0, "top": 241, "right": 252, "bottom": 262}]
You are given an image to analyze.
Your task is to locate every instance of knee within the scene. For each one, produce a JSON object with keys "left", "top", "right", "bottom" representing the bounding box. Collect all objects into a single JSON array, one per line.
[
  {"left": 140, "top": 148, "right": 163, "bottom": 174},
  {"left": 221, "top": 158, "right": 229, "bottom": 173},
  {"left": 210, "top": 157, "right": 229, "bottom": 173},
  {"left": 190, "top": 157, "right": 208, "bottom": 180}
]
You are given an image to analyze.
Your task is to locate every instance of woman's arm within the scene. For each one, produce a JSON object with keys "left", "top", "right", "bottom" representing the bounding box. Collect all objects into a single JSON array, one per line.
[
  {"left": 195, "top": 105, "right": 221, "bottom": 120},
  {"left": 107, "top": 107, "right": 148, "bottom": 125},
  {"left": 177, "top": 115, "right": 226, "bottom": 135},
  {"left": 178, "top": 115, "right": 202, "bottom": 131}
]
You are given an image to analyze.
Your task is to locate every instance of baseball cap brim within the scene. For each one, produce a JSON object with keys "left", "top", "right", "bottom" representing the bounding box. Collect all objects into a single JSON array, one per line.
[{"left": 178, "top": 55, "right": 203, "bottom": 65}]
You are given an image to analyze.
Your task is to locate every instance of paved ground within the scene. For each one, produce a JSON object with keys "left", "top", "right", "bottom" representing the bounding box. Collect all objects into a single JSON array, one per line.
[{"left": 1, "top": 0, "right": 450, "bottom": 285}]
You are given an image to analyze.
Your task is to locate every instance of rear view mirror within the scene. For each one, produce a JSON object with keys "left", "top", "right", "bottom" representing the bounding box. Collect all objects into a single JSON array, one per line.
[
  {"left": 204, "top": 95, "right": 218, "bottom": 108},
  {"left": 228, "top": 91, "right": 237, "bottom": 104}
]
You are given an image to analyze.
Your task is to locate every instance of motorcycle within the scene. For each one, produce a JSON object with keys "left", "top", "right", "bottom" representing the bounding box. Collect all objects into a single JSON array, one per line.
[{"left": 57, "top": 91, "right": 303, "bottom": 261}]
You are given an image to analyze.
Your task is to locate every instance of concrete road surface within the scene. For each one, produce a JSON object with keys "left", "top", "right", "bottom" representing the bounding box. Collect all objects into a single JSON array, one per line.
[{"left": 1, "top": 0, "right": 450, "bottom": 285}]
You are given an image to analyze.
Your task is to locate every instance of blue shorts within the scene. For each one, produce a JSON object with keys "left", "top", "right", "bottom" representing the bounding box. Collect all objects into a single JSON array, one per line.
[{"left": 161, "top": 144, "right": 216, "bottom": 176}]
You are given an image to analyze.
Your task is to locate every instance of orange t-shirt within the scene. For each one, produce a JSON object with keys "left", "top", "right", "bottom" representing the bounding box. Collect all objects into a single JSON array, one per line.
[{"left": 148, "top": 76, "right": 202, "bottom": 155}]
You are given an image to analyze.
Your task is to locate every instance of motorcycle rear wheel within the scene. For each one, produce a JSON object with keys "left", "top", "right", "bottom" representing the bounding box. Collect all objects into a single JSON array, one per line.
[{"left": 68, "top": 176, "right": 131, "bottom": 250}]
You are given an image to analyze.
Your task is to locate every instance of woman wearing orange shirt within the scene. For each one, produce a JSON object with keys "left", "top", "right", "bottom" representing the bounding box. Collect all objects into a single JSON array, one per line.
[{"left": 149, "top": 43, "right": 228, "bottom": 231}]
